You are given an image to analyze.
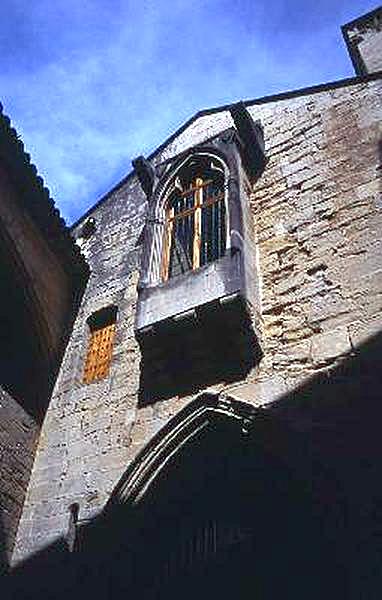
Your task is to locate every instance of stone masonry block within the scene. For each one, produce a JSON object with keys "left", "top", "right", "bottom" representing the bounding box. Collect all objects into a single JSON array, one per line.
[
  {"left": 311, "top": 326, "right": 351, "bottom": 364},
  {"left": 230, "top": 375, "right": 288, "bottom": 407}
]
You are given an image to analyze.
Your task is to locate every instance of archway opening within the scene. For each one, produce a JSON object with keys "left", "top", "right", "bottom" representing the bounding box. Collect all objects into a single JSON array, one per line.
[{"left": 103, "top": 408, "right": 337, "bottom": 600}]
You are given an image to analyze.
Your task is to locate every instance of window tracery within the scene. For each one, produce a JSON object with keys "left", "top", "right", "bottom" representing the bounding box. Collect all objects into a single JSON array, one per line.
[
  {"left": 161, "top": 157, "right": 226, "bottom": 280},
  {"left": 132, "top": 105, "right": 266, "bottom": 339}
]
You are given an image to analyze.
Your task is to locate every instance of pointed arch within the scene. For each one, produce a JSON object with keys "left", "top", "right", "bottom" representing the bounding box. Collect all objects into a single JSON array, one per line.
[
  {"left": 106, "top": 392, "right": 259, "bottom": 510},
  {"left": 91, "top": 393, "right": 342, "bottom": 600},
  {"left": 147, "top": 150, "right": 230, "bottom": 286}
]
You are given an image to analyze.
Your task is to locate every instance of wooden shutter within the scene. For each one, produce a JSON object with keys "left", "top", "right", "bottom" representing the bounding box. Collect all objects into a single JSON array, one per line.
[{"left": 83, "top": 323, "right": 116, "bottom": 384}]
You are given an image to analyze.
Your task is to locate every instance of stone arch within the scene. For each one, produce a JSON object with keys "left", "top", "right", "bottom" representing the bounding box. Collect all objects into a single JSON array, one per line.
[
  {"left": 154, "top": 149, "right": 230, "bottom": 214},
  {"left": 88, "top": 393, "right": 342, "bottom": 599},
  {"left": 107, "top": 392, "right": 256, "bottom": 509}
]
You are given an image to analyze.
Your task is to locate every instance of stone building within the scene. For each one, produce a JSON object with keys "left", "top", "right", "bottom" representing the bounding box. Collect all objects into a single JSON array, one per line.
[
  {"left": 3, "top": 6, "right": 382, "bottom": 599},
  {"left": 0, "top": 103, "right": 89, "bottom": 575}
]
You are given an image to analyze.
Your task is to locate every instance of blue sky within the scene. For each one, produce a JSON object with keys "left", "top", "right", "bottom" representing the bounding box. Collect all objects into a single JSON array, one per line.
[{"left": 0, "top": 0, "right": 378, "bottom": 224}]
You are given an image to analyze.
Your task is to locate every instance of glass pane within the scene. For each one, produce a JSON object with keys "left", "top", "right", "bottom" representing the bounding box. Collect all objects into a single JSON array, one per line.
[
  {"left": 169, "top": 211, "right": 194, "bottom": 278},
  {"left": 200, "top": 180, "right": 225, "bottom": 266},
  {"left": 166, "top": 171, "right": 226, "bottom": 278}
]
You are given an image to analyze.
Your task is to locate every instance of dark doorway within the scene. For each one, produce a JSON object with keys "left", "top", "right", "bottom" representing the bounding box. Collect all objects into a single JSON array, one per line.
[{"left": 103, "top": 416, "right": 338, "bottom": 599}]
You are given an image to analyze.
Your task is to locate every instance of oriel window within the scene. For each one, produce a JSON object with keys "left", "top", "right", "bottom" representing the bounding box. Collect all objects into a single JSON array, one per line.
[
  {"left": 83, "top": 306, "right": 118, "bottom": 384},
  {"left": 162, "top": 159, "right": 226, "bottom": 280}
]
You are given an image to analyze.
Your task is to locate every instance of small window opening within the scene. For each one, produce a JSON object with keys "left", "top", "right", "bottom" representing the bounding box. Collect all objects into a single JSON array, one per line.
[
  {"left": 83, "top": 305, "right": 117, "bottom": 384},
  {"left": 66, "top": 503, "right": 79, "bottom": 553},
  {"left": 162, "top": 158, "right": 226, "bottom": 280}
]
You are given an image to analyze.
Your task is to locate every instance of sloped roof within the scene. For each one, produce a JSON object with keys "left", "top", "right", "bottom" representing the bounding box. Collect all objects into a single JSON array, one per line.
[
  {"left": 71, "top": 69, "right": 382, "bottom": 231},
  {"left": 0, "top": 102, "right": 88, "bottom": 281}
]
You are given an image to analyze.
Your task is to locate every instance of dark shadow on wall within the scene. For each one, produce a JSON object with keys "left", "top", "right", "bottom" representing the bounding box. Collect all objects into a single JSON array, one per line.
[
  {"left": 378, "top": 137, "right": 382, "bottom": 198},
  {"left": 137, "top": 298, "right": 262, "bottom": 407},
  {"left": 4, "top": 329, "right": 382, "bottom": 600},
  {"left": 0, "top": 510, "right": 8, "bottom": 578}
]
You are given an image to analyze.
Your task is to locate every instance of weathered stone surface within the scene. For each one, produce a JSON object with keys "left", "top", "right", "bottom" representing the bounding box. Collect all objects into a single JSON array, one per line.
[
  {"left": 343, "top": 7, "right": 382, "bottom": 76},
  {"left": 348, "top": 315, "right": 382, "bottom": 348},
  {"left": 311, "top": 327, "right": 352, "bottom": 365},
  {"left": 13, "top": 76, "right": 382, "bottom": 565},
  {"left": 229, "top": 375, "right": 289, "bottom": 407},
  {"left": 0, "top": 387, "right": 39, "bottom": 572}
]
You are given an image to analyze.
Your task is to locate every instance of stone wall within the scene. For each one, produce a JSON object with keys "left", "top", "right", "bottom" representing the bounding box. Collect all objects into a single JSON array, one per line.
[
  {"left": 343, "top": 7, "right": 382, "bottom": 75},
  {"left": 0, "top": 157, "right": 85, "bottom": 570},
  {"left": 13, "top": 76, "right": 382, "bottom": 564},
  {"left": 0, "top": 387, "right": 39, "bottom": 574}
]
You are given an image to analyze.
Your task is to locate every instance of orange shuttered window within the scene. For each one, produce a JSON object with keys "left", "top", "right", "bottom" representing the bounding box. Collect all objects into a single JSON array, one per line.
[{"left": 83, "top": 307, "right": 117, "bottom": 384}]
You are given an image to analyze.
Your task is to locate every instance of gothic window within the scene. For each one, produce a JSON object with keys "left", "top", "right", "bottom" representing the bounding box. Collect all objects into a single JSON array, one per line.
[
  {"left": 83, "top": 306, "right": 117, "bottom": 384},
  {"left": 133, "top": 109, "right": 266, "bottom": 337},
  {"left": 161, "top": 158, "right": 226, "bottom": 280}
]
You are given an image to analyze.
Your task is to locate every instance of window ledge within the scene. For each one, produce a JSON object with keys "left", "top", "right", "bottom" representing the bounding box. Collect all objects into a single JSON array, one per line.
[{"left": 135, "top": 248, "right": 253, "bottom": 336}]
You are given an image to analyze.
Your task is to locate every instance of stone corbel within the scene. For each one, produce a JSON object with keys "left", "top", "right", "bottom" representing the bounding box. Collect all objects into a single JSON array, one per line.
[
  {"left": 229, "top": 102, "right": 267, "bottom": 179},
  {"left": 132, "top": 155, "right": 156, "bottom": 198}
]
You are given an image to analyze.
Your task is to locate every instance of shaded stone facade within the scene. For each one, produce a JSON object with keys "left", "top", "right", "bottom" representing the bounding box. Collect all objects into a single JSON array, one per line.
[
  {"left": 4, "top": 8, "right": 382, "bottom": 598},
  {"left": 13, "top": 72, "right": 382, "bottom": 565},
  {"left": 0, "top": 105, "right": 88, "bottom": 573},
  {"left": 0, "top": 389, "right": 38, "bottom": 575}
]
